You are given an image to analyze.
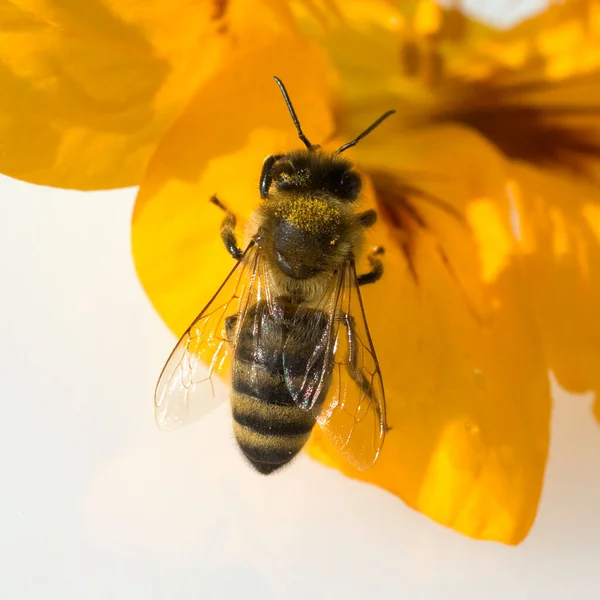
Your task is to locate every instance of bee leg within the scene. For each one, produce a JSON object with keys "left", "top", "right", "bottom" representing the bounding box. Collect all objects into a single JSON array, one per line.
[
  {"left": 342, "top": 314, "right": 390, "bottom": 430},
  {"left": 357, "top": 247, "right": 384, "bottom": 286},
  {"left": 343, "top": 315, "right": 371, "bottom": 394},
  {"left": 225, "top": 314, "right": 238, "bottom": 342},
  {"left": 259, "top": 154, "right": 283, "bottom": 199},
  {"left": 210, "top": 195, "right": 244, "bottom": 260},
  {"left": 357, "top": 209, "right": 377, "bottom": 229}
]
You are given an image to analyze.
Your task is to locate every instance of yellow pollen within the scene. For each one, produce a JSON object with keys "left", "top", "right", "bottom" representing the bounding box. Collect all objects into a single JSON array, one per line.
[
  {"left": 274, "top": 198, "right": 341, "bottom": 234},
  {"left": 279, "top": 169, "right": 311, "bottom": 186}
]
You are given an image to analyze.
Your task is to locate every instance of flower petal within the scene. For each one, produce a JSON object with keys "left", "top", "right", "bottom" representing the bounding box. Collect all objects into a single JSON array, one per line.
[
  {"left": 431, "top": 73, "right": 600, "bottom": 180},
  {"left": 508, "top": 164, "right": 600, "bottom": 411},
  {"left": 290, "top": 0, "right": 437, "bottom": 127},
  {"left": 401, "top": 2, "right": 600, "bottom": 179},
  {"left": 498, "top": 0, "right": 600, "bottom": 78},
  {"left": 0, "top": 0, "right": 297, "bottom": 189},
  {"left": 308, "top": 125, "right": 551, "bottom": 544},
  {"left": 132, "top": 4, "right": 553, "bottom": 543},
  {"left": 132, "top": 36, "right": 334, "bottom": 335}
]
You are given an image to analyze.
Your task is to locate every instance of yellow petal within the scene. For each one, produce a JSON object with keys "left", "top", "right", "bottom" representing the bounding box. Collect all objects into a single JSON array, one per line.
[
  {"left": 498, "top": 0, "right": 600, "bottom": 79},
  {"left": 429, "top": 73, "right": 600, "bottom": 181},
  {"left": 308, "top": 125, "right": 551, "bottom": 544},
  {"left": 293, "top": 0, "right": 600, "bottom": 183},
  {"left": 0, "top": 0, "right": 297, "bottom": 189},
  {"left": 508, "top": 165, "right": 600, "bottom": 405},
  {"left": 399, "top": 4, "right": 600, "bottom": 178},
  {"left": 132, "top": 37, "right": 334, "bottom": 335},
  {"left": 290, "top": 0, "right": 437, "bottom": 125},
  {"left": 426, "top": 0, "right": 600, "bottom": 81}
]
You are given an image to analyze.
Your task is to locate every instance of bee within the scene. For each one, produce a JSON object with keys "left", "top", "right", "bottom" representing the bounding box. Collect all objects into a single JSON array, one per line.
[{"left": 155, "top": 77, "right": 394, "bottom": 474}]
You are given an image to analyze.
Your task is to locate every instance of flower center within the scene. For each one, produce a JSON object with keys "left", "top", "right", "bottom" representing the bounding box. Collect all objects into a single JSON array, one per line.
[{"left": 430, "top": 80, "right": 600, "bottom": 177}]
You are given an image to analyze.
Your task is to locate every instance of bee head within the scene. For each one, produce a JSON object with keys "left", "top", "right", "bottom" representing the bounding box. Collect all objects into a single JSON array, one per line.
[
  {"left": 260, "top": 78, "right": 394, "bottom": 201},
  {"left": 269, "top": 150, "right": 362, "bottom": 202},
  {"left": 254, "top": 77, "right": 395, "bottom": 280}
]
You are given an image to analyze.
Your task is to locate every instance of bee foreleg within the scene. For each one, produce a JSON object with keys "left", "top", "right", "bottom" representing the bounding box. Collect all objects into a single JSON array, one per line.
[
  {"left": 259, "top": 154, "right": 283, "bottom": 199},
  {"left": 357, "top": 247, "right": 384, "bottom": 286},
  {"left": 210, "top": 195, "right": 243, "bottom": 260}
]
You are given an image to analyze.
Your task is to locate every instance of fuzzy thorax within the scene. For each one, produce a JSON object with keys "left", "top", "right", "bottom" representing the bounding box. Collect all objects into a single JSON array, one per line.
[{"left": 271, "top": 196, "right": 342, "bottom": 237}]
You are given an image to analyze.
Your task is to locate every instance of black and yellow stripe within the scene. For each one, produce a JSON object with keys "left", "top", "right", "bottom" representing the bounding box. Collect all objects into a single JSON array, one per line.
[
  {"left": 232, "top": 392, "right": 314, "bottom": 474},
  {"left": 230, "top": 300, "right": 330, "bottom": 474}
]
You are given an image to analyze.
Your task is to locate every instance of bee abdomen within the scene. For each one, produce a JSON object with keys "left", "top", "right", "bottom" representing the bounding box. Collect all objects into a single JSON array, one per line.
[{"left": 231, "top": 391, "right": 315, "bottom": 474}]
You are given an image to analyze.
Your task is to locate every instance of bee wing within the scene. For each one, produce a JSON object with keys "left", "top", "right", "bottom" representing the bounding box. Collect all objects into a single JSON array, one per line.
[
  {"left": 315, "top": 260, "right": 388, "bottom": 470},
  {"left": 154, "top": 242, "right": 262, "bottom": 430}
]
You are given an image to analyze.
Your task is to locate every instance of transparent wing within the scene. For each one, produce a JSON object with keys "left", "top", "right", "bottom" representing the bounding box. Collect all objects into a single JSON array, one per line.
[
  {"left": 315, "top": 260, "right": 388, "bottom": 470},
  {"left": 154, "top": 242, "right": 262, "bottom": 430},
  {"left": 282, "top": 293, "right": 335, "bottom": 412}
]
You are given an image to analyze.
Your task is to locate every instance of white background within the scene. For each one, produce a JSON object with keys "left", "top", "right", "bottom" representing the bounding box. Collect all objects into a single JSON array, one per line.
[{"left": 2, "top": 3, "right": 600, "bottom": 598}]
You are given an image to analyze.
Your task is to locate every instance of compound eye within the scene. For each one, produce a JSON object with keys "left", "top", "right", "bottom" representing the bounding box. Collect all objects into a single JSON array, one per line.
[{"left": 338, "top": 171, "right": 361, "bottom": 200}]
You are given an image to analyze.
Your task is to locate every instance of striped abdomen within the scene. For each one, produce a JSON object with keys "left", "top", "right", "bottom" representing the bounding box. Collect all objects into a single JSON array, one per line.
[{"left": 231, "top": 299, "right": 331, "bottom": 474}]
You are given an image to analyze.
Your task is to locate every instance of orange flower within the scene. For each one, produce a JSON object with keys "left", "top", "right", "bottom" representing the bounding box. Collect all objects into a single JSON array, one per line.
[
  {"left": 3, "top": 0, "right": 600, "bottom": 545},
  {"left": 132, "top": 1, "right": 551, "bottom": 546},
  {"left": 0, "top": 0, "right": 303, "bottom": 188}
]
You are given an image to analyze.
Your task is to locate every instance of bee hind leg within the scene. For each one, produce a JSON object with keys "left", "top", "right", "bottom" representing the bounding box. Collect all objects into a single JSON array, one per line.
[
  {"left": 357, "top": 247, "right": 384, "bottom": 286},
  {"left": 342, "top": 313, "right": 389, "bottom": 431},
  {"left": 342, "top": 314, "right": 374, "bottom": 397},
  {"left": 210, "top": 195, "right": 243, "bottom": 260}
]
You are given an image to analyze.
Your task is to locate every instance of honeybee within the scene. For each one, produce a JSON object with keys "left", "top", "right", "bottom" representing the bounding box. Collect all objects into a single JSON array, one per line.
[{"left": 155, "top": 77, "right": 394, "bottom": 474}]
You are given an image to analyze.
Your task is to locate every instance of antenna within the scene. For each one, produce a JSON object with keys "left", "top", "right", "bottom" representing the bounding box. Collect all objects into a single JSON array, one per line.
[
  {"left": 273, "top": 76, "right": 313, "bottom": 151},
  {"left": 336, "top": 110, "right": 396, "bottom": 154}
]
